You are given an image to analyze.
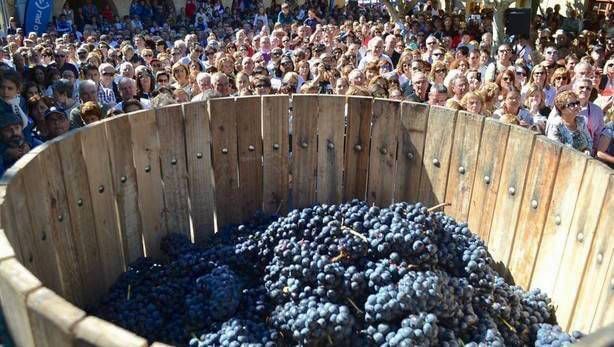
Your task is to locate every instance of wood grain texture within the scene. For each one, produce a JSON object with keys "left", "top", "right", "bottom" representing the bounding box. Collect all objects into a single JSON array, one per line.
[
  {"left": 488, "top": 125, "right": 536, "bottom": 265},
  {"left": 570, "top": 173, "right": 613, "bottom": 333},
  {"left": 73, "top": 316, "right": 148, "bottom": 347},
  {"left": 209, "top": 97, "right": 241, "bottom": 227},
  {"left": 105, "top": 116, "right": 143, "bottom": 263},
  {"left": 530, "top": 147, "right": 588, "bottom": 296},
  {"left": 367, "top": 99, "right": 401, "bottom": 206},
  {"left": 183, "top": 101, "right": 216, "bottom": 244},
  {"left": 394, "top": 102, "right": 429, "bottom": 203},
  {"left": 444, "top": 111, "right": 484, "bottom": 221},
  {"left": 418, "top": 106, "right": 456, "bottom": 207},
  {"left": 343, "top": 96, "right": 372, "bottom": 201},
  {"left": 56, "top": 132, "right": 106, "bottom": 305},
  {"left": 236, "top": 96, "right": 264, "bottom": 221},
  {"left": 591, "top": 253, "right": 613, "bottom": 332},
  {"left": 291, "top": 95, "right": 319, "bottom": 208},
  {"left": 316, "top": 95, "right": 345, "bottom": 204},
  {"left": 507, "top": 136, "right": 561, "bottom": 289},
  {"left": 467, "top": 119, "right": 510, "bottom": 242},
  {"left": 129, "top": 110, "right": 166, "bottom": 259},
  {"left": 262, "top": 95, "right": 289, "bottom": 214},
  {"left": 26, "top": 287, "right": 85, "bottom": 347},
  {"left": 0, "top": 186, "right": 23, "bottom": 262},
  {"left": 156, "top": 105, "right": 191, "bottom": 236},
  {"left": 37, "top": 144, "right": 86, "bottom": 306},
  {"left": 18, "top": 153, "right": 64, "bottom": 295},
  {"left": 0, "top": 257, "right": 41, "bottom": 347},
  {"left": 80, "top": 125, "right": 125, "bottom": 289},
  {"left": 551, "top": 159, "right": 610, "bottom": 330}
]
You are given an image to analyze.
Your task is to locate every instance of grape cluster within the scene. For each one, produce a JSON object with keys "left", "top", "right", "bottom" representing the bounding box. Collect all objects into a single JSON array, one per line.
[{"left": 93, "top": 200, "right": 583, "bottom": 346}]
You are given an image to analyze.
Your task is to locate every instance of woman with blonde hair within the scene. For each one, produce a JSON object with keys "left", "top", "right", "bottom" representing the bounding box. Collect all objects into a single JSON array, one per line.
[
  {"left": 171, "top": 62, "right": 191, "bottom": 97},
  {"left": 79, "top": 101, "right": 103, "bottom": 124},
  {"left": 235, "top": 71, "right": 252, "bottom": 96},
  {"left": 523, "top": 63, "right": 556, "bottom": 107},
  {"left": 523, "top": 83, "right": 550, "bottom": 132},
  {"left": 460, "top": 92, "right": 483, "bottom": 114},
  {"left": 429, "top": 61, "right": 448, "bottom": 85},
  {"left": 546, "top": 91, "right": 592, "bottom": 154},
  {"left": 478, "top": 82, "right": 500, "bottom": 116},
  {"left": 493, "top": 87, "right": 533, "bottom": 127}
]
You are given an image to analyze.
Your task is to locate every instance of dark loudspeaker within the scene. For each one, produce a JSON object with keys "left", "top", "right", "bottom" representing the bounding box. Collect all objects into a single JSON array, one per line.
[{"left": 504, "top": 8, "right": 531, "bottom": 38}]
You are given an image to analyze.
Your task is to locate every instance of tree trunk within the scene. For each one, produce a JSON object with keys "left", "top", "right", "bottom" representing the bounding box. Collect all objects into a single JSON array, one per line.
[
  {"left": 380, "top": 0, "right": 401, "bottom": 22},
  {"left": 380, "top": 0, "right": 420, "bottom": 22},
  {"left": 492, "top": 0, "right": 514, "bottom": 47}
]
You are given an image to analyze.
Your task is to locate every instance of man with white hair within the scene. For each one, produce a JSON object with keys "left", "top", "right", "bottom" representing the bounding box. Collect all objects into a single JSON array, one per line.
[
  {"left": 112, "top": 77, "right": 151, "bottom": 112},
  {"left": 573, "top": 62, "right": 593, "bottom": 81},
  {"left": 211, "top": 72, "right": 231, "bottom": 98},
  {"left": 69, "top": 80, "right": 111, "bottom": 128},
  {"left": 98, "top": 63, "right": 117, "bottom": 106},
  {"left": 574, "top": 77, "right": 604, "bottom": 154},
  {"left": 174, "top": 39, "right": 188, "bottom": 58},
  {"left": 191, "top": 73, "right": 213, "bottom": 101},
  {"left": 348, "top": 69, "right": 365, "bottom": 87},
  {"left": 358, "top": 37, "right": 393, "bottom": 70}
]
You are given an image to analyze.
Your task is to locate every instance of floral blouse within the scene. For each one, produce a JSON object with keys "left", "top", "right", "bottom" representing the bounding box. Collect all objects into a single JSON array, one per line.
[{"left": 546, "top": 114, "right": 593, "bottom": 152}]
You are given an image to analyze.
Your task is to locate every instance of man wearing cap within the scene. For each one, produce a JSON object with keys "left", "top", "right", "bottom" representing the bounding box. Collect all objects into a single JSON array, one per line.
[
  {"left": 0, "top": 99, "right": 39, "bottom": 177},
  {"left": 43, "top": 107, "right": 71, "bottom": 141}
]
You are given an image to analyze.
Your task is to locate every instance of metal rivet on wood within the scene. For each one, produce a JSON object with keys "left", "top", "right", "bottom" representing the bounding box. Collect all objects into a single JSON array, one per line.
[
  {"left": 354, "top": 144, "right": 362, "bottom": 151},
  {"left": 77, "top": 199, "right": 83, "bottom": 206},
  {"left": 597, "top": 252, "right": 604, "bottom": 264},
  {"left": 301, "top": 142, "right": 308, "bottom": 148},
  {"left": 555, "top": 215, "right": 561, "bottom": 225},
  {"left": 531, "top": 200, "right": 538, "bottom": 209},
  {"left": 222, "top": 148, "right": 229, "bottom": 154},
  {"left": 610, "top": 277, "right": 614, "bottom": 290},
  {"left": 458, "top": 166, "right": 465, "bottom": 174},
  {"left": 41, "top": 232, "right": 46, "bottom": 241},
  {"left": 327, "top": 141, "right": 335, "bottom": 150},
  {"left": 380, "top": 147, "right": 388, "bottom": 155},
  {"left": 28, "top": 254, "right": 33, "bottom": 263},
  {"left": 577, "top": 232, "right": 584, "bottom": 242},
  {"left": 406, "top": 152, "right": 414, "bottom": 160},
  {"left": 273, "top": 143, "right": 280, "bottom": 150},
  {"left": 120, "top": 176, "right": 127, "bottom": 183},
  {"left": 171, "top": 158, "right": 178, "bottom": 165},
  {"left": 145, "top": 165, "right": 151, "bottom": 173},
  {"left": 57, "top": 215, "right": 63, "bottom": 222},
  {"left": 98, "top": 185, "right": 105, "bottom": 193},
  {"left": 248, "top": 145, "right": 255, "bottom": 151},
  {"left": 484, "top": 176, "right": 491, "bottom": 184},
  {"left": 508, "top": 187, "right": 516, "bottom": 196},
  {"left": 196, "top": 152, "right": 203, "bottom": 159}
]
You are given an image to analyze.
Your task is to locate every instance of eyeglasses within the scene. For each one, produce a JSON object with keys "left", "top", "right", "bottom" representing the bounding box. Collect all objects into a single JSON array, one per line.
[
  {"left": 607, "top": 63, "right": 614, "bottom": 67},
  {"left": 554, "top": 76, "right": 565, "bottom": 80},
  {"left": 432, "top": 52, "right": 443, "bottom": 56},
  {"left": 435, "top": 69, "right": 446, "bottom": 73},
  {"left": 426, "top": 41, "right": 436, "bottom": 45},
  {"left": 157, "top": 78, "right": 169, "bottom": 83},
  {"left": 516, "top": 71, "right": 526, "bottom": 76},
  {"left": 565, "top": 101, "right": 580, "bottom": 109},
  {"left": 545, "top": 51, "right": 557, "bottom": 55},
  {"left": 533, "top": 71, "right": 544, "bottom": 75},
  {"left": 498, "top": 49, "right": 511, "bottom": 54},
  {"left": 272, "top": 52, "right": 282, "bottom": 56},
  {"left": 143, "top": 54, "right": 153, "bottom": 57}
]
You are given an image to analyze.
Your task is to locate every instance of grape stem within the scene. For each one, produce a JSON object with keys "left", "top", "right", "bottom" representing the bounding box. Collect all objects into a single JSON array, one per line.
[
  {"left": 346, "top": 297, "right": 364, "bottom": 313},
  {"left": 427, "top": 202, "right": 451, "bottom": 213}
]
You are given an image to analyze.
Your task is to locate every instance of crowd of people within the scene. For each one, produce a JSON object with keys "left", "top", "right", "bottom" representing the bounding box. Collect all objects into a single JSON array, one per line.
[{"left": 0, "top": 0, "right": 613, "bottom": 175}]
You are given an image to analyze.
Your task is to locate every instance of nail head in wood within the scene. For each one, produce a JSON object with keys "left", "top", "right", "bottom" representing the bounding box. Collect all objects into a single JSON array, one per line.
[
  {"left": 145, "top": 165, "right": 151, "bottom": 173},
  {"left": 508, "top": 187, "right": 516, "bottom": 196},
  {"left": 98, "top": 185, "right": 105, "bottom": 193},
  {"left": 248, "top": 145, "right": 255, "bottom": 151},
  {"left": 354, "top": 144, "right": 362, "bottom": 151},
  {"left": 196, "top": 152, "right": 203, "bottom": 158},
  {"left": 484, "top": 176, "right": 491, "bottom": 184},
  {"left": 458, "top": 166, "right": 465, "bottom": 174},
  {"left": 555, "top": 215, "right": 561, "bottom": 225},
  {"left": 77, "top": 199, "right": 83, "bottom": 206},
  {"left": 222, "top": 148, "right": 229, "bottom": 154},
  {"left": 380, "top": 147, "right": 388, "bottom": 155},
  {"left": 171, "top": 158, "right": 177, "bottom": 165},
  {"left": 273, "top": 143, "right": 280, "bottom": 150},
  {"left": 301, "top": 141, "right": 308, "bottom": 148},
  {"left": 406, "top": 152, "right": 414, "bottom": 160},
  {"left": 576, "top": 232, "right": 584, "bottom": 242},
  {"left": 531, "top": 200, "right": 538, "bottom": 209},
  {"left": 120, "top": 176, "right": 127, "bottom": 183},
  {"left": 432, "top": 158, "right": 440, "bottom": 167}
]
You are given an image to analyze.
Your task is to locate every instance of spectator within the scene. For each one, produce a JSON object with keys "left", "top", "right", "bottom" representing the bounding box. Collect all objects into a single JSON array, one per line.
[
  {"left": 547, "top": 90, "right": 592, "bottom": 154},
  {"left": 574, "top": 77, "right": 604, "bottom": 153},
  {"left": 43, "top": 106, "right": 71, "bottom": 141},
  {"left": 79, "top": 101, "right": 103, "bottom": 124}
]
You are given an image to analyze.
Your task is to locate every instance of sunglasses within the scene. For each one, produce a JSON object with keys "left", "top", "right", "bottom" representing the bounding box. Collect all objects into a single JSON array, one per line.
[
  {"left": 102, "top": 72, "right": 115, "bottom": 76},
  {"left": 432, "top": 53, "right": 443, "bottom": 56},
  {"left": 157, "top": 78, "right": 169, "bottom": 83},
  {"left": 143, "top": 54, "right": 153, "bottom": 57},
  {"left": 516, "top": 71, "right": 526, "bottom": 76},
  {"left": 498, "top": 49, "right": 511, "bottom": 53},
  {"left": 565, "top": 101, "right": 580, "bottom": 109},
  {"left": 435, "top": 69, "right": 446, "bottom": 73},
  {"left": 533, "top": 71, "right": 544, "bottom": 75},
  {"left": 272, "top": 52, "right": 282, "bottom": 56}
]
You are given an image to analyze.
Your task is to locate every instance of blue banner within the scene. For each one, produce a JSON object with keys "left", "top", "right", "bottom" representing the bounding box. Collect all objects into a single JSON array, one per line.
[{"left": 24, "top": 0, "right": 53, "bottom": 35}]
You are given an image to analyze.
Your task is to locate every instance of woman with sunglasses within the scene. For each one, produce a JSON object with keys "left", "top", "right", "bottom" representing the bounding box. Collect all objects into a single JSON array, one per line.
[
  {"left": 135, "top": 68, "right": 155, "bottom": 100},
  {"left": 171, "top": 63, "right": 192, "bottom": 98},
  {"left": 546, "top": 91, "right": 592, "bottom": 154},
  {"left": 494, "top": 69, "right": 516, "bottom": 99},
  {"left": 523, "top": 64, "right": 556, "bottom": 108},
  {"left": 429, "top": 60, "right": 448, "bottom": 86}
]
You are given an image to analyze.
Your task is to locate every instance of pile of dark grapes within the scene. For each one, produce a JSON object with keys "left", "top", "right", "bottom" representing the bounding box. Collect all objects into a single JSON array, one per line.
[{"left": 93, "top": 200, "right": 584, "bottom": 346}]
